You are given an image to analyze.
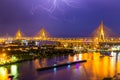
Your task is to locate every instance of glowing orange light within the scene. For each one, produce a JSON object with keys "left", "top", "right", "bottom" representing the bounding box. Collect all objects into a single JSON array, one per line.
[
  {"left": 2, "top": 53, "right": 6, "bottom": 57},
  {"left": 36, "top": 27, "right": 49, "bottom": 39},
  {"left": 15, "top": 29, "right": 23, "bottom": 39},
  {"left": 7, "top": 48, "right": 11, "bottom": 51}
]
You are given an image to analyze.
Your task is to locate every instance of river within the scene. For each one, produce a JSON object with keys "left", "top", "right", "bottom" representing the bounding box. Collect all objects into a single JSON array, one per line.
[{"left": 0, "top": 52, "right": 120, "bottom": 80}]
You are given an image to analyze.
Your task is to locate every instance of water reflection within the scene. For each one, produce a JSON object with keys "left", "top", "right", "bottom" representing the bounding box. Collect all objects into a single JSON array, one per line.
[
  {"left": 53, "top": 67, "right": 57, "bottom": 75},
  {"left": 33, "top": 59, "right": 40, "bottom": 69},
  {"left": 0, "top": 64, "right": 18, "bottom": 80},
  {"left": 37, "top": 52, "right": 120, "bottom": 80},
  {"left": 1, "top": 52, "right": 120, "bottom": 80},
  {"left": 0, "top": 67, "right": 8, "bottom": 80},
  {"left": 11, "top": 65, "right": 18, "bottom": 79}
]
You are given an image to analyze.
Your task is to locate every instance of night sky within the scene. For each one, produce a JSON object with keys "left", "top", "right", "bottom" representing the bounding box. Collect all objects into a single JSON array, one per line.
[{"left": 0, "top": 0, "right": 120, "bottom": 37}]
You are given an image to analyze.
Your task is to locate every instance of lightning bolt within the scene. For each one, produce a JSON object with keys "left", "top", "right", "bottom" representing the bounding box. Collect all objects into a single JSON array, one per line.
[{"left": 31, "top": 0, "right": 81, "bottom": 19}]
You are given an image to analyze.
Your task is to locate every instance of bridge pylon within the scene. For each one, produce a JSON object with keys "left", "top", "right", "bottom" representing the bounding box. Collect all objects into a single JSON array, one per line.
[
  {"left": 93, "top": 21, "right": 106, "bottom": 42},
  {"left": 36, "top": 26, "right": 49, "bottom": 40},
  {"left": 15, "top": 28, "right": 23, "bottom": 40},
  {"left": 99, "top": 21, "right": 105, "bottom": 41}
]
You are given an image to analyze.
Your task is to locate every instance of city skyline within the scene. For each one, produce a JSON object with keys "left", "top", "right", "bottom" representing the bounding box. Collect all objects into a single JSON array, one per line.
[
  {"left": 0, "top": 0, "right": 120, "bottom": 37},
  {"left": 1, "top": 1, "right": 120, "bottom": 80}
]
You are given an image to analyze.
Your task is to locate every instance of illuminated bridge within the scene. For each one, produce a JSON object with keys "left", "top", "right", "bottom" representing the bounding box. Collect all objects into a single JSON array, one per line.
[{"left": 0, "top": 22, "right": 120, "bottom": 45}]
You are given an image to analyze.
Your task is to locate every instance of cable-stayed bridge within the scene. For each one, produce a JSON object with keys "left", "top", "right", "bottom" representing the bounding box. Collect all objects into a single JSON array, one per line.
[{"left": 0, "top": 22, "right": 120, "bottom": 45}]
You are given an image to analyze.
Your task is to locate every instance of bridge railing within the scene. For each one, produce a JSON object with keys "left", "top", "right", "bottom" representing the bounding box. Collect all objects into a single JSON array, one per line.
[{"left": 1, "top": 36, "right": 120, "bottom": 43}]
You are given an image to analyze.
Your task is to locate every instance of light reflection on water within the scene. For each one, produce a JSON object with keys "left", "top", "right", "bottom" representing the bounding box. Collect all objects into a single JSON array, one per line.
[
  {"left": 1, "top": 52, "right": 120, "bottom": 80},
  {"left": 0, "top": 67, "right": 8, "bottom": 80},
  {"left": 11, "top": 65, "right": 18, "bottom": 79},
  {"left": 0, "top": 64, "right": 18, "bottom": 80}
]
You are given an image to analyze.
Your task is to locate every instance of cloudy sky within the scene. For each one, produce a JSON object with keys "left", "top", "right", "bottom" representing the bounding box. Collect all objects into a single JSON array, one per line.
[{"left": 0, "top": 0, "right": 120, "bottom": 37}]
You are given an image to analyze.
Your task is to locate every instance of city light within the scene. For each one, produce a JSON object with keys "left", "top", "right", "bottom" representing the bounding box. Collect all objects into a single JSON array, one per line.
[
  {"left": 2, "top": 53, "right": 6, "bottom": 57},
  {"left": 0, "top": 22, "right": 119, "bottom": 47},
  {"left": 0, "top": 53, "right": 18, "bottom": 65},
  {"left": 0, "top": 0, "right": 120, "bottom": 80},
  {"left": 11, "top": 65, "right": 18, "bottom": 79}
]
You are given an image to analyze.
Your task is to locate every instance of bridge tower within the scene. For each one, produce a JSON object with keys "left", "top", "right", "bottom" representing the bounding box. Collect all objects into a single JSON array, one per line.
[
  {"left": 93, "top": 21, "right": 105, "bottom": 42},
  {"left": 40, "top": 27, "right": 46, "bottom": 39},
  {"left": 36, "top": 27, "right": 49, "bottom": 40},
  {"left": 15, "top": 29, "right": 23, "bottom": 39},
  {"left": 99, "top": 21, "right": 105, "bottom": 41}
]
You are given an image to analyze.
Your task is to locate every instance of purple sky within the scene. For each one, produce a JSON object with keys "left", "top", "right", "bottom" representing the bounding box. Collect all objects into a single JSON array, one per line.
[{"left": 0, "top": 0, "right": 120, "bottom": 37}]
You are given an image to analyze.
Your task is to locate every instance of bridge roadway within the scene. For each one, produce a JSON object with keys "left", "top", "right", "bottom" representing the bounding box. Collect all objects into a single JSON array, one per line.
[
  {"left": 26, "top": 37, "right": 120, "bottom": 43},
  {"left": 1, "top": 37, "right": 120, "bottom": 44}
]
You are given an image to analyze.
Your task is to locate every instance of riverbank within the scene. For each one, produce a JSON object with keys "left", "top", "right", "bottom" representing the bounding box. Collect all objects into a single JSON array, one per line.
[{"left": 0, "top": 48, "right": 74, "bottom": 66}]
